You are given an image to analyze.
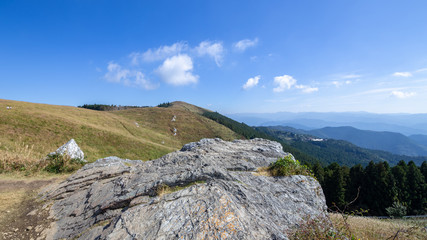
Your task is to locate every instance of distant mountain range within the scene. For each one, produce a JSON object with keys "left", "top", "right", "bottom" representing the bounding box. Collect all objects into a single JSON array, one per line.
[
  {"left": 227, "top": 112, "right": 427, "bottom": 136},
  {"left": 255, "top": 126, "right": 427, "bottom": 166},
  {"left": 307, "top": 126, "right": 427, "bottom": 156}
]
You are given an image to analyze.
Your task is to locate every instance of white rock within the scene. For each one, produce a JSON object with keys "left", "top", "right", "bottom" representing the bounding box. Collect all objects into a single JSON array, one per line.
[{"left": 50, "top": 139, "right": 85, "bottom": 162}]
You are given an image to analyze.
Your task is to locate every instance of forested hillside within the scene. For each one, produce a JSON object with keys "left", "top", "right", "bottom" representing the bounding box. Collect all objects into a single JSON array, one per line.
[
  {"left": 309, "top": 126, "right": 427, "bottom": 156},
  {"left": 311, "top": 160, "right": 427, "bottom": 216},
  {"left": 256, "top": 126, "right": 427, "bottom": 166},
  {"left": 202, "top": 111, "right": 319, "bottom": 164}
]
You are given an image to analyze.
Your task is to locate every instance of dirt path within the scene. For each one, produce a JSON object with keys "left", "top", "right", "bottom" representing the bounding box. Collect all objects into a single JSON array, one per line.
[{"left": 0, "top": 177, "right": 65, "bottom": 240}]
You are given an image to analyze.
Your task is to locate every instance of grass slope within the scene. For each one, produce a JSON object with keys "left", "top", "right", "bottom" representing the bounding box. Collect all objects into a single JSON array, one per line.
[{"left": 0, "top": 99, "right": 240, "bottom": 167}]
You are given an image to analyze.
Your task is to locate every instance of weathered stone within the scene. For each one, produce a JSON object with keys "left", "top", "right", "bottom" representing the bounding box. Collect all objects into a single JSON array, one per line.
[
  {"left": 48, "top": 139, "right": 85, "bottom": 162},
  {"left": 40, "top": 138, "right": 328, "bottom": 240}
]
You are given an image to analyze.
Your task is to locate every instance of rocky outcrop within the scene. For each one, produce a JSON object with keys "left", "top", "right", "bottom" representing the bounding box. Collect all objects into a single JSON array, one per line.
[
  {"left": 40, "top": 138, "right": 328, "bottom": 240},
  {"left": 48, "top": 139, "right": 85, "bottom": 162}
]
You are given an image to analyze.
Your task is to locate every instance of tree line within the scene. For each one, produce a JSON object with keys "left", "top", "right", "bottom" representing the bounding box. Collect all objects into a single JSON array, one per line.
[
  {"left": 310, "top": 160, "right": 427, "bottom": 216},
  {"left": 78, "top": 104, "right": 148, "bottom": 111}
]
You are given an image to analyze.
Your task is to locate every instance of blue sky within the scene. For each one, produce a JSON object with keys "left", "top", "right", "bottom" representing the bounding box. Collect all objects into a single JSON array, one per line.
[{"left": 1, "top": 0, "right": 427, "bottom": 114}]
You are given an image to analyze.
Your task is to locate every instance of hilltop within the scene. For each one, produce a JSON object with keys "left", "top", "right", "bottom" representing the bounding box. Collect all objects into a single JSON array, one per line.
[{"left": 0, "top": 99, "right": 240, "bottom": 169}]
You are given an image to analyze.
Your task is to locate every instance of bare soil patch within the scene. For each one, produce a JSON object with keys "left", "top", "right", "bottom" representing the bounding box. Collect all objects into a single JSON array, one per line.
[{"left": 0, "top": 177, "right": 63, "bottom": 240}]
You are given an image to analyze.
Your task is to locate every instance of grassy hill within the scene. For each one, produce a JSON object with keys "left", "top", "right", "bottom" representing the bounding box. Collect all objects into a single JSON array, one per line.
[{"left": 0, "top": 99, "right": 241, "bottom": 171}]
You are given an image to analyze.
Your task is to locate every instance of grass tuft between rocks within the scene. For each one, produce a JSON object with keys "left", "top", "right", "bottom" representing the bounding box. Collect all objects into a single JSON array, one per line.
[{"left": 260, "top": 155, "right": 314, "bottom": 178}]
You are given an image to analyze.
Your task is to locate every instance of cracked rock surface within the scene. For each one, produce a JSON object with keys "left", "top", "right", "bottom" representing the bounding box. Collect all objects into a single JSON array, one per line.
[{"left": 40, "top": 138, "right": 328, "bottom": 240}]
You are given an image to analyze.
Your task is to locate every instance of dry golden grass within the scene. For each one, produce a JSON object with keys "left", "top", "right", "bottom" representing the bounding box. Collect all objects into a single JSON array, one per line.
[
  {"left": 330, "top": 213, "right": 427, "bottom": 240},
  {"left": 252, "top": 166, "right": 272, "bottom": 176},
  {"left": 0, "top": 142, "right": 45, "bottom": 173}
]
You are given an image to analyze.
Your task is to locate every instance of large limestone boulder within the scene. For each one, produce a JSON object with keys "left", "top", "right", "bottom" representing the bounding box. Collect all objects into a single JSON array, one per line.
[
  {"left": 40, "top": 138, "right": 328, "bottom": 239},
  {"left": 48, "top": 139, "right": 85, "bottom": 162}
]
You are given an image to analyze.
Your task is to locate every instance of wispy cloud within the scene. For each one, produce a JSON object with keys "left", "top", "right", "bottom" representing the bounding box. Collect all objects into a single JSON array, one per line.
[
  {"left": 341, "top": 74, "right": 361, "bottom": 79},
  {"left": 243, "top": 75, "right": 260, "bottom": 90},
  {"left": 390, "top": 91, "right": 416, "bottom": 99},
  {"left": 392, "top": 72, "right": 412, "bottom": 77},
  {"left": 104, "top": 62, "right": 130, "bottom": 83},
  {"left": 104, "top": 62, "right": 156, "bottom": 90},
  {"left": 156, "top": 54, "right": 198, "bottom": 86},
  {"left": 296, "top": 85, "right": 319, "bottom": 93},
  {"left": 195, "top": 41, "right": 224, "bottom": 66},
  {"left": 133, "top": 72, "right": 157, "bottom": 90},
  {"left": 129, "top": 42, "right": 188, "bottom": 65},
  {"left": 332, "top": 80, "right": 353, "bottom": 87},
  {"left": 233, "top": 38, "right": 258, "bottom": 52}
]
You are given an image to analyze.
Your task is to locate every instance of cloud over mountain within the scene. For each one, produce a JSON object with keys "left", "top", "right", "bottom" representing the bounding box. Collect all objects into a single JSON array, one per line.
[
  {"left": 129, "top": 42, "right": 188, "bottom": 64},
  {"left": 156, "top": 54, "right": 198, "bottom": 86},
  {"left": 104, "top": 62, "right": 156, "bottom": 90}
]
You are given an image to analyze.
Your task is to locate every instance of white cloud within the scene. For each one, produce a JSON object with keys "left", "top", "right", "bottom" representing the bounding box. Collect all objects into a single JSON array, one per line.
[
  {"left": 341, "top": 74, "right": 360, "bottom": 79},
  {"left": 390, "top": 91, "right": 416, "bottom": 99},
  {"left": 332, "top": 80, "right": 352, "bottom": 87},
  {"left": 273, "top": 75, "right": 297, "bottom": 92},
  {"left": 156, "top": 54, "right": 198, "bottom": 86},
  {"left": 130, "top": 42, "right": 188, "bottom": 64},
  {"left": 296, "top": 85, "right": 319, "bottom": 93},
  {"left": 133, "top": 72, "right": 157, "bottom": 90},
  {"left": 104, "top": 62, "right": 156, "bottom": 90},
  {"left": 243, "top": 75, "right": 260, "bottom": 90},
  {"left": 392, "top": 72, "right": 412, "bottom": 77},
  {"left": 104, "top": 62, "right": 131, "bottom": 83},
  {"left": 273, "top": 74, "right": 318, "bottom": 93},
  {"left": 195, "top": 41, "right": 224, "bottom": 66},
  {"left": 234, "top": 38, "right": 258, "bottom": 52}
]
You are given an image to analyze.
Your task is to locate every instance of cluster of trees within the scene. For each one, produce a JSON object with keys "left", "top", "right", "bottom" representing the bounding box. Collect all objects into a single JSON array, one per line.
[
  {"left": 78, "top": 104, "right": 147, "bottom": 111},
  {"left": 157, "top": 102, "right": 172, "bottom": 108},
  {"left": 310, "top": 160, "right": 427, "bottom": 216},
  {"left": 202, "top": 111, "right": 271, "bottom": 139}
]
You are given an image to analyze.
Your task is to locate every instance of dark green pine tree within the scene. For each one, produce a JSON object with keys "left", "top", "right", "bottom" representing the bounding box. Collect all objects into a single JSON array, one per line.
[
  {"left": 363, "top": 161, "right": 396, "bottom": 215},
  {"left": 383, "top": 162, "right": 398, "bottom": 207},
  {"left": 406, "top": 161, "right": 427, "bottom": 214},
  {"left": 346, "top": 164, "right": 365, "bottom": 210},
  {"left": 311, "top": 162, "right": 325, "bottom": 186},
  {"left": 391, "top": 160, "right": 409, "bottom": 206},
  {"left": 421, "top": 161, "right": 427, "bottom": 183},
  {"left": 324, "top": 162, "right": 346, "bottom": 209}
]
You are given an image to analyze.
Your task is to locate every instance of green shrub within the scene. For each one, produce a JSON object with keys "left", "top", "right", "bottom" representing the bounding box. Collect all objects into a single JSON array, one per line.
[
  {"left": 269, "top": 155, "right": 314, "bottom": 177},
  {"left": 43, "top": 153, "right": 84, "bottom": 173},
  {"left": 386, "top": 201, "right": 407, "bottom": 218}
]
